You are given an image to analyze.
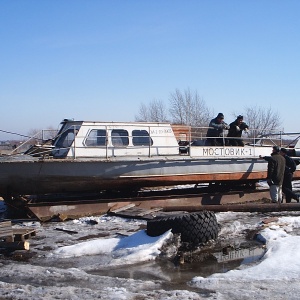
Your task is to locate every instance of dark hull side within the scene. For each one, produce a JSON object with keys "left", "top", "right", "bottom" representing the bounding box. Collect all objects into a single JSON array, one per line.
[{"left": 0, "top": 157, "right": 296, "bottom": 197}]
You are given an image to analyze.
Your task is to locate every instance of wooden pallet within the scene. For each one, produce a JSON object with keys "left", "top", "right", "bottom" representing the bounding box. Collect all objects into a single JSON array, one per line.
[
  {"left": 108, "top": 204, "right": 185, "bottom": 220},
  {"left": 13, "top": 228, "right": 36, "bottom": 242},
  {"left": 0, "top": 220, "right": 13, "bottom": 243},
  {"left": 0, "top": 220, "right": 35, "bottom": 250}
]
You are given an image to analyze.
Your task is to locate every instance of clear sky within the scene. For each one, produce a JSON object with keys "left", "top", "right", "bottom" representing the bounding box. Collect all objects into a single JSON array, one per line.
[{"left": 1, "top": 0, "right": 299, "bottom": 140}]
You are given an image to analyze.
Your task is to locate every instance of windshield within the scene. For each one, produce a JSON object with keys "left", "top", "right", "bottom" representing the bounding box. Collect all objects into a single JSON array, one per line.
[{"left": 52, "top": 123, "right": 80, "bottom": 157}]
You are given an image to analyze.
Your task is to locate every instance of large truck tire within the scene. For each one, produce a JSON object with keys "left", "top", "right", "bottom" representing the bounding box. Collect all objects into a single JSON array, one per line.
[{"left": 147, "top": 211, "right": 219, "bottom": 245}]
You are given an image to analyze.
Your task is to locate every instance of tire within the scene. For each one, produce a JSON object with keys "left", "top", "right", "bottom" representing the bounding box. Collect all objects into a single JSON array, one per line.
[{"left": 147, "top": 211, "right": 219, "bottom": 245}]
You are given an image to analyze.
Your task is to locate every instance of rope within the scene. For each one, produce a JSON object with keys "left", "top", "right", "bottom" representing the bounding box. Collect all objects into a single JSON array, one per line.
[{"left": 0, "top": 129, "right": 42, "bottom": 140}]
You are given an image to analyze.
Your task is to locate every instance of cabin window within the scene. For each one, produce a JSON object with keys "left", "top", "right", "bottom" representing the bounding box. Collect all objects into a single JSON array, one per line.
[
  {"left": 111, "top": 129, "right": 129, "bottom": 147},
  {"left": 85, "top": 129, "right": 107, "bottom": 146},
  {"left": 55, "top": 128, "right": 79, "bottom": 149},
  {"left": 132, "top": 130, "right": 153, "bottom": 146}
]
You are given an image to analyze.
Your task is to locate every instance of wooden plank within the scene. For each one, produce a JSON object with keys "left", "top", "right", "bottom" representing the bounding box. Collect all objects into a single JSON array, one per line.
[
  {"left": 0, "top": 231, "right": 14, "bottom": 239},
  {"left": 0, "top": 220, "right": 12, "bottom": 228},
  {"left": 0, "top": 220, "right": 13, "bottom": 242},
  {"left": 0, "top": 228, "right": 13, "bottom": 235},
  {"left": 136, "top": 207, "right": 163, "bottom": 216},
  {"left": 13, "top": 229, "right": 36, "bottom": 241},
  {"left": 13, "top": 228, "right": 36, "bottom": 236},
  {"left": 110, "top": 203, "right": 136, "bottom": 213}
]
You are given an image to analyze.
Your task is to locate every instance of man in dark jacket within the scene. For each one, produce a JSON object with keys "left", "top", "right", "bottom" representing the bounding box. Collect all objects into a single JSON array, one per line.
[
  {"left": 206, "top": 113, "right": 229, "bottom": 146},
  {"left": 261, "top": 146, "right": 286, "bottom": 203},
  {"left": 227, "top": 115, "right": 249, "bottom": 146},
  {"left": 280, "top": 148, "right": 300, "bottom": 203}
]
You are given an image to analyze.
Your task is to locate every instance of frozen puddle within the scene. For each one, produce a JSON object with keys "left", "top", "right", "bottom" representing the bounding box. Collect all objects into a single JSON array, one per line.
[{"left": 87, "top": 244, "right": 266, "bottom": 287}]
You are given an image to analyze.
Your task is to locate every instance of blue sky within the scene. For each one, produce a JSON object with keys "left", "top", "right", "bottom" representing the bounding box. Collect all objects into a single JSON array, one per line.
[{"left": 1, "top": 0, "right": 299, "bottom": 140}]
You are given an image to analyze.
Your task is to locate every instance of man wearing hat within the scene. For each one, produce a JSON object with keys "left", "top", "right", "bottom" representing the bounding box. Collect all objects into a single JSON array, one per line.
[
  {"left": 280, "top": 148, "right": 299, "bottom": 203},
  {"left": 227, "top": 115, "right": 249, "bottom": 146},
  {"left": 206, "top": 113, "right": 230, "bottom": 146},
  {"left": 260, "top": 146, "right": 286, "bottom": 203}
]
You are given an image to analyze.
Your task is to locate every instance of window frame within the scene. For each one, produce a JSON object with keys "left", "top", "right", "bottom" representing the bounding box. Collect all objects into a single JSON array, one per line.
[
  {"left": 85, "top": 129, "right": 107, "bottom": 147},
  {"left": 111, "top": 129, "right": 129, "bottom": 147},
  {"left": 132, "top": 129, "right": 153, "bottom": 146}
]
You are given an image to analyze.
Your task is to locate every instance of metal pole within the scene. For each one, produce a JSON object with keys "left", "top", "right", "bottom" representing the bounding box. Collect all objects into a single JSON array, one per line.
[{"left": 162, "top": 203, "right": 300, "bottom": 213}]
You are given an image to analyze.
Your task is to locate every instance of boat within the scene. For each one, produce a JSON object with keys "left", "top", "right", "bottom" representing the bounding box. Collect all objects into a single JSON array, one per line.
[{"left": 1, "top": 118, "right": 300, "bottom": 201}]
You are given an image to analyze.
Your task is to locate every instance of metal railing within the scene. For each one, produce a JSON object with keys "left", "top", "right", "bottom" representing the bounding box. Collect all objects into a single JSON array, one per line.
[{"left": 4, "top": 123, "right": 300, "bottom": 159}]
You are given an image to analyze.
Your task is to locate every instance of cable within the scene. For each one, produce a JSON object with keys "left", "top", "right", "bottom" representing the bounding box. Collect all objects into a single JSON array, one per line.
[{"left": 0, "top": 129, "right": 42, "bottom": 140}]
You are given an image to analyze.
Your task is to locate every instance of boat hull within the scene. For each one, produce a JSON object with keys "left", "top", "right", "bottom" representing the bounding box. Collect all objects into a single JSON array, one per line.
[{"left": 0, "top": 156, "right": 279, "bottom": 196}]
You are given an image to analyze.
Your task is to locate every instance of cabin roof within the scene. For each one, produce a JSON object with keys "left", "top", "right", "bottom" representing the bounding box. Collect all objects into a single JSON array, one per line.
[{"left": 62, "top": 119, "right": 172, "bottom": 127}]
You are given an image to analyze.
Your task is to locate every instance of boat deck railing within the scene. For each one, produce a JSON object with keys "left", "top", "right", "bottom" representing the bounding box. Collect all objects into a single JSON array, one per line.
[{"left": 5, "top": 123, "right": 300, "bottom": 159}]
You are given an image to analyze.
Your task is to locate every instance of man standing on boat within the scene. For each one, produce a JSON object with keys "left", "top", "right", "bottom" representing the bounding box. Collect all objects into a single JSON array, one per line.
[
  {"left": 260, "top": 146, "right": 286, "bottom": 203},
  {"left": 206, "top": 113, "right": 229, "bottom": 146},
  {"left": 280, "top": 148, "right": 300, "bottom": 203},
  {"left": 227, "top": 115, "right": 249, "bottom": 146}
]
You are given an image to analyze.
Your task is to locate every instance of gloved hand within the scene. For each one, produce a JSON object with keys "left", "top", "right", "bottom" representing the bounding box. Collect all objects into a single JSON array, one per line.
[
  {"left": 223, "top": 124, "right": 230, "bottom": 130},
  {"left": 236, "top": 125, "right": 240, "bottom": 131},
  {"left": 244, "top": 128, "right": 249, "bottom": 132}
]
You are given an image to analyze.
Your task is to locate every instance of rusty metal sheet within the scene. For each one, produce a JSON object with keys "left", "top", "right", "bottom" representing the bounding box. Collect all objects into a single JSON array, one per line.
[
  {"left": 28, "top": 202, "right": 110, "bottom": 222},
  {"left": 26, "top": 189, "right": 271, "bottom": 221}
]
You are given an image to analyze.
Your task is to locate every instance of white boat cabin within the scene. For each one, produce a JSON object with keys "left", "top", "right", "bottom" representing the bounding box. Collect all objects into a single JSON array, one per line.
[
  {"left": 50, "top": 119, "right": 280, "bottom": 159},
  {"left": 52, "top": 120, "right": 180, "bottom": 158}
]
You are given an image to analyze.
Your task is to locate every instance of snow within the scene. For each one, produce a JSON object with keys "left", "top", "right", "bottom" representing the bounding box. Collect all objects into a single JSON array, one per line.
[
  {"left": 2, "top": 201, "right": 300, "bottom": 299},
  {"left": 189, "top": 214, "right": 300, "bottom": 299},
  {"left": 52, "top": 229, "right": 173, "bottom": 266}
]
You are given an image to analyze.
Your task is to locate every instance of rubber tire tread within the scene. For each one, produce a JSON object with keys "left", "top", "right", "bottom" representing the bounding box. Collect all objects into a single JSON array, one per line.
[{"left": 147, "top": 211, "right": 219, "bottom": 245}]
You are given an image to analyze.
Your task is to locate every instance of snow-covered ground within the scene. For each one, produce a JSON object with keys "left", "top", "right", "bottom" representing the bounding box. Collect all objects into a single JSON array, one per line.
[{"left": 1, "top": 197, "right": 300, "bottom": 299}]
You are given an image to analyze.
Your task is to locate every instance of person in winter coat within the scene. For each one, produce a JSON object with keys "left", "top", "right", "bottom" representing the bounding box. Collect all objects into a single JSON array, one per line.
[
  {"left": 260, "top": 146, "right": 286, "bottom": 203},
  {"left": 280, "top": 148, "right": 300, "bottom": 203},
  {"left": 227, "top": 115, "right": 249, "bottom": 146},
  {"left": 206, "top": 113, "right": 229, "bottom": 146}
]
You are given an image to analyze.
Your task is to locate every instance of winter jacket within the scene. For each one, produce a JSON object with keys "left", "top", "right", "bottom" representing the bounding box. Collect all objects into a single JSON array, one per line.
[
  {"left": 206, "top": 117, "right": 229, "bottom": 138},
  {"left": 227, "top": 120, "right": 249, "bottom": 138},
  {"left": 267, "top": 153, "right": 286, "bottom": 185},
  {"left": 283, "top": 155, "right": 296, "bottom": 175}
]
